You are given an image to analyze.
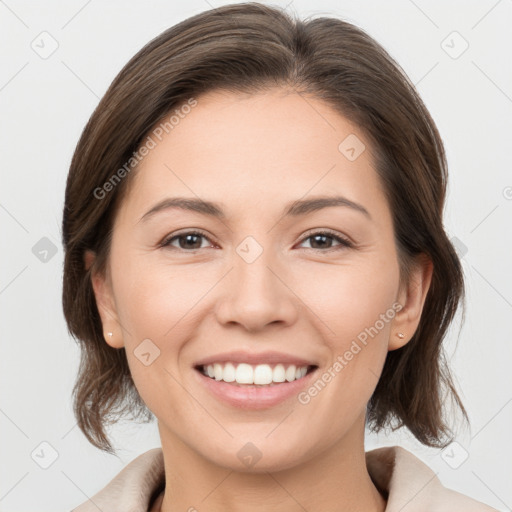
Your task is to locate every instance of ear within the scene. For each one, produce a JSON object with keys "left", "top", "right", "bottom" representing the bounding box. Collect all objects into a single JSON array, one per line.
[
  {"left": 84, "top": 250, "right": 124, "bottom": 349},
  {"left": 389, "top": 254, "right": 433, "bottom": 351}
]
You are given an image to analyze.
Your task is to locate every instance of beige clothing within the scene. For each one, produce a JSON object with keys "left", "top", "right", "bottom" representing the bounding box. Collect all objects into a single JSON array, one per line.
[{"left": 72, "top": 446, "right": 498, "bottom": 511}]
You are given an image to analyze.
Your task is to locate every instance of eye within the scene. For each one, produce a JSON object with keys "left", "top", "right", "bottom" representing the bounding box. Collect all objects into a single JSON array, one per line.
[
  {"left": 297, "top": 230, "right": 353, "bottom": 251},
  {"left": 160, "top": 229, "right": 353, "bottom": 252},
  {"left": 160, "top": 230, "right": 214, "bottom": 251}
]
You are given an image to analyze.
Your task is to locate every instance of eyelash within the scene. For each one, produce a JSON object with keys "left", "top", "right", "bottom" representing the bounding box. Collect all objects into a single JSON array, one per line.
[{"left": 160, "top": 229, "right": 354, "bottom": 253}]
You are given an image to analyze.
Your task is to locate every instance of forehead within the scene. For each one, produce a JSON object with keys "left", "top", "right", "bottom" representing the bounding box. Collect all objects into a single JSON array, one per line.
[{"left": 120, "top": 88, "right": 388, "bottom": 222}]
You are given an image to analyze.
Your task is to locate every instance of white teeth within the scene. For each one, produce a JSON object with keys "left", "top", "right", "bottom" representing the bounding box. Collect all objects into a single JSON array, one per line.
[
  {"left": 235, "top": 363, "right": 253, "bottom": 384},
  {"left": 202, "top": 362, "right": 311, "bottom": 385},
  {"left": 254, "top": 364, "right": 273, "bottom": 385},
  {"left": 272, "top": 364, "right": 286, "bottom": 383},
  {"left": 285, "top": 365, "right": 296, "bottom": 382},
  {"left": 223, "top": 362, "right": 236, "bottom": 382}
]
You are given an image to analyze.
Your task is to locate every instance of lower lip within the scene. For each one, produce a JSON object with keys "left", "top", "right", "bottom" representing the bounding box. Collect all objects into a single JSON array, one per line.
[{"left": 194, "top": 367, "right": 318, "bottom": 410}]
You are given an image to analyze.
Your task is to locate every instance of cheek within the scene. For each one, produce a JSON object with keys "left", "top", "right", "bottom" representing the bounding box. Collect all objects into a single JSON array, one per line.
[
  {"left": 112, "top": 248, "right": 208, "bottom": 342},
  {"left": 109, "top": 251, "right": 234, "bottom": 412},
  {"left": 299, "top": 254, "right": 400, "bottom": 342},
  {"left": 297, "top": 254, "right": 399, "bottom": 405}
]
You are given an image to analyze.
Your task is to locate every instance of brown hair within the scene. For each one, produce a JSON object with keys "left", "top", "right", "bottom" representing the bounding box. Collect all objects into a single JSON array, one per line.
[{"left": 62, "top": 2, "right": 467, "bottom": 453}]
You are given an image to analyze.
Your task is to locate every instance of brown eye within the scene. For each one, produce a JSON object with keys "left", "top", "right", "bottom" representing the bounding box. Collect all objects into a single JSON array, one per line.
[
  {"left": 161, "top": 231, "right": 212, "bottom": 250},
  {"left": 298, "top": 231, "right": 353, "bottom": 251}
]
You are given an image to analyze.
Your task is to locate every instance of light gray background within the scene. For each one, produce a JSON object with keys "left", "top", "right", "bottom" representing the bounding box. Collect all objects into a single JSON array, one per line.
[{"left": 1, "top": 1, "right": 511, "bottom": 511}]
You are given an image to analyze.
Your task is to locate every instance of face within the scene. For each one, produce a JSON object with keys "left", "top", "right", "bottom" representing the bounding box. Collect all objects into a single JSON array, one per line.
[{"left": 90, "top": 88, "right": 431, "bottom": 472}]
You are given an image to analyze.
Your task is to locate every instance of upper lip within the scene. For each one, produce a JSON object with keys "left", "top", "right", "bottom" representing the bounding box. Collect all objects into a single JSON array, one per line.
[{"left": 194, "top": 350, "right": 318, "bottom": 368}]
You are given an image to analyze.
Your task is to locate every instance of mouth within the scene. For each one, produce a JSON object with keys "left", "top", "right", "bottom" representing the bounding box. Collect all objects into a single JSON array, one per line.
[
  {"left": 194, "top": 362, "right": 318, "bottom": 386},
  {"left": 193, "top": 358, "right": 319, "bottom": 409}
]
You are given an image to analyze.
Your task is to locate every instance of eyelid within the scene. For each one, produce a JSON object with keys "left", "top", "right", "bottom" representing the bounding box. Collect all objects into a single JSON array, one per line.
[
  {"left": 296, "top": 228, "right": 354, "bottom": 249},
  {"left": 160, "top": 227, "right": 354, "bottom": 252},
  {"left": 159, "top": 228, "right": 216, "bottom": 249}
]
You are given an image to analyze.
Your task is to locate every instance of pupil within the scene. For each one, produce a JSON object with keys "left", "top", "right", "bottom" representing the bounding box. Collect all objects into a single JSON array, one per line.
[
  {"left": 181, "top": 234, "right": 201, "bottom": 249},
  {"left": 311, "top": 234, "right": 330, "bottom": 249}
]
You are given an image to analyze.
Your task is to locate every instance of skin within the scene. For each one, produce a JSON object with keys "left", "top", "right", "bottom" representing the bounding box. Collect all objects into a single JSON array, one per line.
[{"left": 86, "top": 87, "right": 433, "bottom": 512}]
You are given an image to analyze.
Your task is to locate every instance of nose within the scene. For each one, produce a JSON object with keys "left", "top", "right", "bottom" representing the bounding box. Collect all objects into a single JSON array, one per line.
[{"left": 214, "top": 246, "right": 299, "bottom": 333}]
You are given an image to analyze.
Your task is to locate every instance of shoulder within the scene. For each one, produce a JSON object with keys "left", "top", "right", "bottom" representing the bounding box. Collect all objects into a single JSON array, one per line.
[
  {"left": 71, "top": 448, "right": 165, "bottom": 512},
  {"left": 365, "top": 445, "right": 498, "bottom": 512}
]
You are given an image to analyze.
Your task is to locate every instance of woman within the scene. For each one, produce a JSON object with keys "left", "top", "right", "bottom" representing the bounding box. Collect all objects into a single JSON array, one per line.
[{"left": 62, "top": 3, "right": 498, "bottom": 511}]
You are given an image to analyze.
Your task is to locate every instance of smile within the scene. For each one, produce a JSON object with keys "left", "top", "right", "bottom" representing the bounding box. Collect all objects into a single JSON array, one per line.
[
  {"left": 193, "top": 355, "right": 319, "bottom": 409},
  {"left": 199, "top": 362, "right": 316, "bottom": 386}
]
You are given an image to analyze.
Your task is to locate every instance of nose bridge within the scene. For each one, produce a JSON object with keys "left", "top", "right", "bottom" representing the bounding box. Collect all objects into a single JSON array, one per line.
[
  {"left": 215, "top": 234, "right": 298, "bottom": 331},
  {"left": 235, "top": 239, "right": 276, "bottom": 295}
]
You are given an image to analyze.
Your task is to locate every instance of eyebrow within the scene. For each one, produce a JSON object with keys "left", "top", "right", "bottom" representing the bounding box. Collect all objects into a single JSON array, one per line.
[{"left": 139, "top": 195, "right": 371, "bottom": 223}]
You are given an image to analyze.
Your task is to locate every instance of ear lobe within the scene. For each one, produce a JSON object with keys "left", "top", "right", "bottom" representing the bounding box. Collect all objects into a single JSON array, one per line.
[
  {"left": 389, "top": 254, "right": 433, "bottom": 351},
  {"left": 84, "top": 249, "right": 124, "bottom": 349}
]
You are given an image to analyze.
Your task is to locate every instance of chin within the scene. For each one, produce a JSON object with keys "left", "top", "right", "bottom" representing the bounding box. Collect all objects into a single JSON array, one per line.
[
  {"left": 207, "top": 445, "right": 310, "bottom": 474},
  {"left": 187, "top": 427, "right": 319, "bottom": 474}
]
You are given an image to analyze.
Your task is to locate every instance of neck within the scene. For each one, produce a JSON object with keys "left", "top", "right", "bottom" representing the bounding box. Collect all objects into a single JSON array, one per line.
[{"left": 157, "top": 416, "right": 386, "bottom": 512}]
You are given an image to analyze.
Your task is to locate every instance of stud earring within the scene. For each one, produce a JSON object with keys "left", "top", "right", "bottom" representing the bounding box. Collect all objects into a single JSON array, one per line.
[
  {"left": 107, "top": 332, "right": 113, "bottom": 338},
  {"left": 396, "top": 332, "right": 405, "bottom": 339}
]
